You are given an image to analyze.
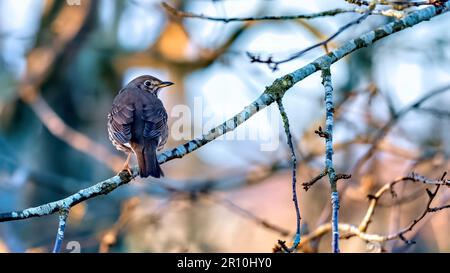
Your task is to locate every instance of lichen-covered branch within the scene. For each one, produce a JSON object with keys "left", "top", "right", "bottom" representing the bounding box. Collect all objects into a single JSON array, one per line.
[
  {"left": 162, "top": 2, "right": 365, "bottom": 22},
  {"left": 0, "top": 170, "right": 134, "bottom": 222},
  {"left": 52, "top": 206, "right": 69, "bottom": 253},
  {"left": 321, "top": 67, "right": 341, "bottom": 253}
]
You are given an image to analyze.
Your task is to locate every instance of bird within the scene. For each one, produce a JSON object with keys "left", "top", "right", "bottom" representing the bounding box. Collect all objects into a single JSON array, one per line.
[{"left": 107, "top": 75, "right": 173, "bottom": 178}]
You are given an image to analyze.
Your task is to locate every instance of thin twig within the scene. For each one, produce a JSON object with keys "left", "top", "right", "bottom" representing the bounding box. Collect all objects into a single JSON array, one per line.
[
  {"left": 247, "top": 12, "right": 371, "bottom": 71},
  {"left": 347, "top": 172, "right": 449, "bottom": 238},
  {"left": 277, "top": 98, "right": 301, "bottom": 251},
  {"left": 162, "top": 2, "right": 362, "bottom": 22},
  {"left": 52, "top": 206, "right": 70, "bottom": 253},
  {"left": 416, "top": 107, "right": 450, "bottom": 118},
  {"left": 353, "top": 83, "right": 450, "bottom": 175},
  {"left": 294, "top": 172, "right": 450, "bottom": 251},
  {"left": 346, "top": 0, "right": 437, "bottom": 9},
  {"left": 429, "top": 204, "right": 450, "bottom": 212},
  {"left": 303, "top": 170, "right": 328, "bottom": 191},
  {"left": 207, "top": 195, "right": 291, "bottom": 237},
  {"left": 345, "top": 172, "right": 448, "bottom": 240},
  {"left": 393, "top": 172, "right": 447, "bottom": 244},
  {"left": 302, "top": 170, "right": 351, "bottom": 191}
]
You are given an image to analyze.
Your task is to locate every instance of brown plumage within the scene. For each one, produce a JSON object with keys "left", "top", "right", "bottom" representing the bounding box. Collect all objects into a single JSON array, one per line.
[{"left": 108, "top": 75, "right": 172, "bottom": 178}]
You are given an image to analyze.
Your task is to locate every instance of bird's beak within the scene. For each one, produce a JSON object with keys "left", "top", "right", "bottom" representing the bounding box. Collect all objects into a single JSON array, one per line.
[{"left": 157, "top": 81, "right": 174, "bottom": 88}]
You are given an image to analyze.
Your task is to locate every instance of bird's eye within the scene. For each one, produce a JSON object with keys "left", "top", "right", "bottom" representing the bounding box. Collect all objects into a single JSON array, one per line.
[{"left": 144, "top": 80, "right": 152, "bottom": 87}]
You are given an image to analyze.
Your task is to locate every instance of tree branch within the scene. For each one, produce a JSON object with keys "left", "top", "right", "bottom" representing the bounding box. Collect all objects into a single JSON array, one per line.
[
  {"left": 320, "top": 67, "right": 341, "bottom": 253},
  {"left": 52, "top": 206, "right": 69, "bottom": 253},
  {"left": 294, "top": 172, "right": 450, "bottom": 251},
  {"left": 276, "top": 98, "right": 301, "bottom": 252},
  {"left": 162, "top": 2, "right": 364, "bottom": 22}
]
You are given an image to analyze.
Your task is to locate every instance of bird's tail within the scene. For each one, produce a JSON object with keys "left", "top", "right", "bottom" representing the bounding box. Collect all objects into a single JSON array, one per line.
[{"left": 134, "top": 141, "right": 164, "bottom": 178}]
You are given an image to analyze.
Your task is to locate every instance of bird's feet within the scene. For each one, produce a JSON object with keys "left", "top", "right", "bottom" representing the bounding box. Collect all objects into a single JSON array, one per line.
[
  {"left": 117, "top": 167, "right": 133, "bottom": 181},
  {"left": 117, "top": 166, "right": 132, "bottom": 176}
]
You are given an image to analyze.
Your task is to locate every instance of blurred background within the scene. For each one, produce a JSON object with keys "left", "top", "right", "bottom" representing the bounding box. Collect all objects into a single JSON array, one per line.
[{"left": 0, "top": 0, "right": 449, "bottom": 253}]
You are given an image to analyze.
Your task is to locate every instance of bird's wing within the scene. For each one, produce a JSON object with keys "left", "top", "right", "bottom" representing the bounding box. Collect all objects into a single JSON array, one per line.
[
  {"left": 157, "top": 123, "right": 169, "bottom": 151},
  {"left": 108, "top": 104, "right": 135, "bottom": 144},
  {"left": 142, "top": 104, "right": 168, "bottom": 140}
]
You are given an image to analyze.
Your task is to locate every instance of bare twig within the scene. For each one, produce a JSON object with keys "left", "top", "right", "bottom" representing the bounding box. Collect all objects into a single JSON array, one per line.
[
  {"left": 303, "top": 171, "right": 328, "bottom": 191},
  {"left": 349, "top": 172, "right": 449, "bottom": 238},
  {"left": 393, "top": 172, "right": 447, "bottom": 245},
  {"left": 302, "top": 170, "right": 351, "bottom": 191},
  {"left": 277, "top": 99, "right": 301, "bottom": 251},
  {"left": 52, "top": 206, "right": 69, "bottom": 253},
  {"left": 429, "top": 203, "right": 450, "bottom": 212},
  {"left": 247, "top": 12, "right": 371, "bottom": 71},
  {"left": 353, "top": 83, "right": 450, "bottom": 175},
  {"left": 295, "top": 172, "right": 450, "bottom": 251},
  {"left": 207, "top": 196, "right": 291, "bottom": 237},
  {"left": 162, "top": 2, "right": 361, "bottom": 22},
  {"left": 416, "top": 107, "right": 450, "bottom": 118}
]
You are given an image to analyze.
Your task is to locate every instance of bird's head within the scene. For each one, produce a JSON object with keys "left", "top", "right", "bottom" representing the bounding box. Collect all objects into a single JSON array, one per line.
[{"left": 128, "top": 75, "right": 174, "bottom": 96}]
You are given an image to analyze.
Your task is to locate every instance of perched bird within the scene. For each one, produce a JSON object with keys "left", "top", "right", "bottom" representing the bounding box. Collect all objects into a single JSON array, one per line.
[{"left": 108, "top": 75, "right": 173, "bottom": 178}]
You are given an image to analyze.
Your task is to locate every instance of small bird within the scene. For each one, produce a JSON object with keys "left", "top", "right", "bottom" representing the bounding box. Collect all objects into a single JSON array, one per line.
[{"left": 108, "top": 75, "right": 173, "bottom": 178}]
